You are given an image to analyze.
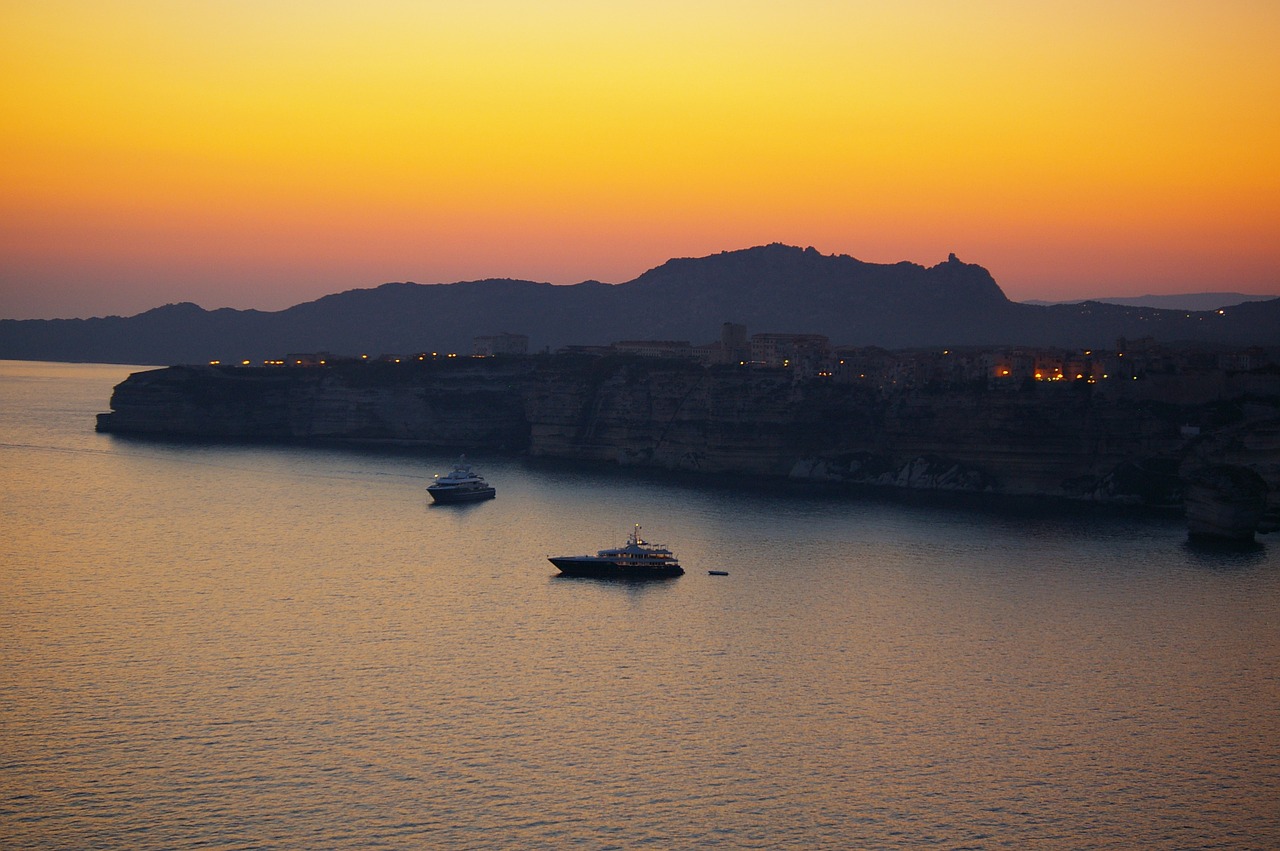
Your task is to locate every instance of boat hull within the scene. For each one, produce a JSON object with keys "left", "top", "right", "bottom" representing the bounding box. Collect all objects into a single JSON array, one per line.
[
  {"left": 549, "top": 557, "right": 684, "bottom": 579},
  {"left": 427, "top": 486, "right": 496, "bottom": 504}
]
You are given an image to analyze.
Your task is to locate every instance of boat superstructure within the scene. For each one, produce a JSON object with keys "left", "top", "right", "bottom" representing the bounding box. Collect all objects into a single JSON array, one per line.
[
  {"left": 427, "top": 456, "right": 496, "bottom": 504},
  {"left": 549, "top": 524, "right": 684, "bottom": 579}
]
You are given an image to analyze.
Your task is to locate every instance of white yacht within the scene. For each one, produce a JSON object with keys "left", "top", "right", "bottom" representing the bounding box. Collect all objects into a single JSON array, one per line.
[
  {"left": 549, "top": 525, "right": 684, "bottom": 579},
  {"left": 427, "top": 457, "right": 496, "bottom": 504}
]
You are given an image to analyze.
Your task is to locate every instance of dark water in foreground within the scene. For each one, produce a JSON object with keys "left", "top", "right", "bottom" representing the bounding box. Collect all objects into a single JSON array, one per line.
[{"left": 2, "top": 360, "right": 1278, "bottom": 850}]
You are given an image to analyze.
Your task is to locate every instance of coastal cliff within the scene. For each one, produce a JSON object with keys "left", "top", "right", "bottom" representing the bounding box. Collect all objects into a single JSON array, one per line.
[
  {"left": 96, "top": 361, "right": 529, "bottom": 447},
  {"left": 97, "top": 356, "right": 1280, "bottom": 535}
]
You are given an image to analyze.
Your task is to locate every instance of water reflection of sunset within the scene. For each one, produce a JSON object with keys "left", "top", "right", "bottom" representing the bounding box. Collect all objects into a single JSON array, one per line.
[{"left": 4, "top": 361, "right": 1280, "bottom": 847}]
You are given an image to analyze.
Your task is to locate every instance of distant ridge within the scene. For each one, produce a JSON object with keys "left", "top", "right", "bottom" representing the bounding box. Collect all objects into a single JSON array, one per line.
[
  {"left": 1023, "top": 293, "right": 1275, "bottom": 311},
  {"left": 2, "top": 244, "right": 1279, "bottom": 365}
]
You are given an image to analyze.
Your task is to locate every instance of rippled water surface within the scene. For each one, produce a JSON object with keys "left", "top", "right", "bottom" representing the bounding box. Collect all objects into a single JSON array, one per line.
[{"left": 3, "top": 360, "right": 1278, "bottom": 849}]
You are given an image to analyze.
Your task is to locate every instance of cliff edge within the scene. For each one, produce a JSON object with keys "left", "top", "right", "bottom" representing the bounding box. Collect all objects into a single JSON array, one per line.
[{"left": 97, "top": 356, "right": 1280, "bottom": 537}]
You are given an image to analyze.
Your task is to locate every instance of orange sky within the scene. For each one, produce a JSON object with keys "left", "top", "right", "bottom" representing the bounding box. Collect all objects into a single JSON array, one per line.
[{"left": 2, "top": 0, "right": 1278, "bottom": 319}]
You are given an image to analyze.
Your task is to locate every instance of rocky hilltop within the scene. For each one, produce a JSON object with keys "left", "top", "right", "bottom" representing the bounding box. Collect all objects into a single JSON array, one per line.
[
  {"left": 98, "top": 355, "right": 1280, "bottom": 539},
  {"left": 7, "top": 244, "right": 1280, "bottom": 364}
]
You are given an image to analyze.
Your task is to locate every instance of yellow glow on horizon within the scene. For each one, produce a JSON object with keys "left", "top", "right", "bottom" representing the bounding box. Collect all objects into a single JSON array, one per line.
[{"left": 2, "top": 0, "right": 1278, "bottom": 317}]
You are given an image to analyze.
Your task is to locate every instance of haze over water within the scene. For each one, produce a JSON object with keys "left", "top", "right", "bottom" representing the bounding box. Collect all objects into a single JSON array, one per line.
[{"left": 3, "top": 360, "right": 1278, "bottom": 849}]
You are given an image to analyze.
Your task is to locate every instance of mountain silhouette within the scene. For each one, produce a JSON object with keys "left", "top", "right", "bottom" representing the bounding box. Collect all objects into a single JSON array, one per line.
[
  {"left": 1024, "top": 293, "right": 1274, "bottom": 310},
  {"left": 2, "top": 244, "right": 1277, "bottom": 364}
]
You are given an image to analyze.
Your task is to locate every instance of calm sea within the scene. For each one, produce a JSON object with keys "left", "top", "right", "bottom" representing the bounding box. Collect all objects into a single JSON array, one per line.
[{"left": 2, "top": 360, "right": 1278, "bottom": 850}]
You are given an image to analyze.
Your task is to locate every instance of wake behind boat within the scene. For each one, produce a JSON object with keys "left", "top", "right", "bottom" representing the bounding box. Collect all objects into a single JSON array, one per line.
[
  {"left": 427, "top": 456, "right": 496, "bottom": 504},
  {"left": 549, "top": 524, "right": 685, "bottom": 579}
]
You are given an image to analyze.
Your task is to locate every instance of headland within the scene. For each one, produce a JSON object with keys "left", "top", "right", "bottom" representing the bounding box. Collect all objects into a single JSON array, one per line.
[{"left": 97, "top": 343, "right": 1280, "bottom": 541}]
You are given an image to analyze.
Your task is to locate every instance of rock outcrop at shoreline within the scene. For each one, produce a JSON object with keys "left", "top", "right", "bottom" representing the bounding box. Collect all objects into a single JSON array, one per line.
[
  {"left": 97, "top": 355, "right": 1280, "bottom": 538},
  {"left": 1182, "top": 465, "right": 1271, "bottom": 541}
]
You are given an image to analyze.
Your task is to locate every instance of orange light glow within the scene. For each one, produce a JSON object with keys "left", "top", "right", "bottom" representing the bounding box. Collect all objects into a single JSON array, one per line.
[{"left": 1, "top": 1, "right": 1277, "bottom": 319}]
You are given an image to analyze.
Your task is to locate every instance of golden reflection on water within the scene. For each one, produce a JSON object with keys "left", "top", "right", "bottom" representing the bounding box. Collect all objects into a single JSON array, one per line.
[{"left": 2, "top": 361, "right": 1279, "bottom": 849}]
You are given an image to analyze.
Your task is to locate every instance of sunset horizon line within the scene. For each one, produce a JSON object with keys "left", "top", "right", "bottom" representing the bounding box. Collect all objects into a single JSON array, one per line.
[{"left": 5, "top": 241, "right": 1277, "bottom": 324}]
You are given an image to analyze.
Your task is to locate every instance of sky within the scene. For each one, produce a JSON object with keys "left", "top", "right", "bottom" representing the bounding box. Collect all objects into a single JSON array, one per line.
[{"left": 2, "top": 0, "right": 1278, "bottom": 320}]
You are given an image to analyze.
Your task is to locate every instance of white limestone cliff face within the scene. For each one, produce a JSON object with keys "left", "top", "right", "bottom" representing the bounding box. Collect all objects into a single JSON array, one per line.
[
  {"left": 97, "top": 363, "right": 529, "bottom": 447},
  {"left": 98, "top": 359, "right": 1280, "bottom": 531},
  {"left": 1180, "top": 410, "right": 1280, "bottom": 537},
  {"left": 1182, "top": 465, "right": 1270, "bottom": 541},
  {"left": 524, "top": 362, "right": 1198, "bottom": 500},
  {"left": 523, "top": 364, "right": 835, "bottom": 474}
]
